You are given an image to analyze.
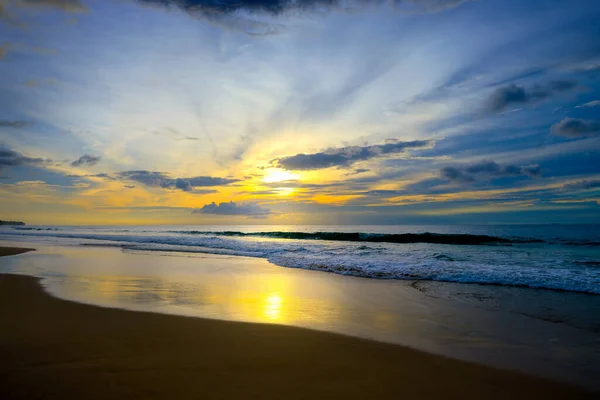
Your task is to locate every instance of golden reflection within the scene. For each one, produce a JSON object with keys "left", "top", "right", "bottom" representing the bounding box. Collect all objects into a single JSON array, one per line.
[
  {"left": 52, "top": 252, "right": 344, "bottom": 329},
  {"left": 263, "top": 292, "right": 283, "bottom": 321}
]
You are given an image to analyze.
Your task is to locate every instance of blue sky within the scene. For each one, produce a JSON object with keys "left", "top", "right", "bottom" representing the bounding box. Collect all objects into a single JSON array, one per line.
[{"left": 0, "top": 0, "right": 599, "bottom": 224}]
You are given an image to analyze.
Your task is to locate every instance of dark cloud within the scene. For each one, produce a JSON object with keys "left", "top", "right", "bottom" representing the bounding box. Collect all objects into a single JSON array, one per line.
[
  {"left": 0, "top": 120, "right": 32, "bottom": 128},
  {"left": 551, "top": 118, "right": 600, "bottom": 137},
  {"left": 118, "top": 170, "right": 169, "bottom": 186},
  {"left": 124, "top": 185, "right": 136, "bottom": 189},
  {"left": 67, "top": 172, "right": 116, "bottom": 180},
  {"left": 440, "top": 160, "right": 542, "bottom": 183},
  {"left": 274, "top": 139, "right": 433, "bottom": 170},
  {"left": 363, "top": 189, "right": 404, "bottom": 197},
  {"left": 134, "top": 0, "right": 473, "bottom": 34},
  {"left": 192, "top": 201, "right": 271, "bottom": 216},
  {"left": 563, "top": 180, "right": 600, "bottom": 191},
  {"left": 136, "top": 0, "right": 472, "bottom": 15},
  {"left": 118, "top": 170, "right": 239, "bottom": 192},
  {"left": 71, "top": 154, "right": 101, "bottom": 167},
  {"left": 19, "top": 0, "right": 87, "bottom": 12},
  {"left": 345, "top": 168, "right": 370, "bottom": 176},
  {"left": 486, "top": 80, "right": 577, "bottom": 113},
  {"left": 0, "top": 149, "right": 48, "bottom": 169}
]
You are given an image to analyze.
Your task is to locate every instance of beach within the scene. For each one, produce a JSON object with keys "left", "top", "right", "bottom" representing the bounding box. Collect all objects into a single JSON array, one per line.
[
  {"left": 0, "top": 246, "right": 35, "bottom": 257},
  {"left": 0, "top": 246, "right": 598, "bottom": 399}
]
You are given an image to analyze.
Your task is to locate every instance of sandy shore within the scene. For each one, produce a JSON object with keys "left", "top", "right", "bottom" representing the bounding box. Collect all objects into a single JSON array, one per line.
[
  {"left": 0, "top": 248, "right": 595, "bottom": 399},
  {"left": 0, "top": 246, "right": 35, "bottom": 257}
]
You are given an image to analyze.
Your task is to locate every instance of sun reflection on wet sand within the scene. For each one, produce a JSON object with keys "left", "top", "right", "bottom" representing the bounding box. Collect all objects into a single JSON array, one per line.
[
  {"left": 3, "top": 243, "right": 600, "bottom": 391},
  {"left": 263, "top": 292, "right": 283, "bottom": 321}
]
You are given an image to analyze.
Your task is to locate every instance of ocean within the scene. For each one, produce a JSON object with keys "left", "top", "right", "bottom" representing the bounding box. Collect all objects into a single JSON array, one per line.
[
  {"left": 2, "top": 224, "right": 600, "bottom": 389},
  {"left": 2, "top": 224, "right": 599, "bottom": 294}
]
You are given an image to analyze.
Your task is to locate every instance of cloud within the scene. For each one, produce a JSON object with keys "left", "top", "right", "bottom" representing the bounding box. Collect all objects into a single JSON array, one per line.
[
  {"left": 118, "top": 170, "right": 239, "bottom": 192},
  {"left": 345, "top": 168, "right": 370, "bottom": 176},
  {"left": 485, "top": 80, "right": 577, "bottom": 113},
  {"left": 575, "top": 100, "right": 600, "bottom": 108},
  {"left": 18, "top": 0, "right": 87, "bottom": 12},
  {"left": 0, "top": 120, "right": 32, "bottom": 128},
  {"left": 67, "top": 172, "right": 116, "bottom": 180},
  {"left": 364, "top": 189, "right": 404, "bottom": 197},
  {"left": 274, "top": 139, "right": 433, "bottom": 170},
  {"left": 153, "top": 127, "right": 199, "bottom": 141},
  {"left": 440, "top": 160, "right": 542, "bottom": 183},
  {"left": 0, "top": 0, "right": 86, "bottom": 28},
  {"left": 134, "top": 0, "right": 473, "bottom": 34},
  {"left": 551, "top": 118, "right": 600, "bottom": 137},
  {"left": 563, "top": 180, "right": 600, "bottom": 191},
  {"left": 0, "top": 149, "right": 49, "bottom": 169},
  {"left": 71, "top": 154, "right": 101, "bottom": 167},
  {"left": 136, "top": 0, "right": 472, "bottom": 15},
  {"left": 192, "top": 201, "right": 271, "bottom": 216}
]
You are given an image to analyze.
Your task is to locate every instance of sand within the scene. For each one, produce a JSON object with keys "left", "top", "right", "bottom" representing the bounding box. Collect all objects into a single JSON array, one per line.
[
  {"left": 0, "top": 246, "right": 35, "bottom": 257},
  {"left": 0, "top": 247, "right": 596, "bottom": 399}
]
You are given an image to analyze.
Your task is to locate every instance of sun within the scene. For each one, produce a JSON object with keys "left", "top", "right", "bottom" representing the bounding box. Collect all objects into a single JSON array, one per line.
[{"left": 262, "top": 169, "right": 299, "bottom": 183}]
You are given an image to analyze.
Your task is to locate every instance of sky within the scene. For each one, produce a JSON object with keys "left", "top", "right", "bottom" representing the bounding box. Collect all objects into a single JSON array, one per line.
[{"left": 0, "top": 0, "right": 599, "bottom": 225}]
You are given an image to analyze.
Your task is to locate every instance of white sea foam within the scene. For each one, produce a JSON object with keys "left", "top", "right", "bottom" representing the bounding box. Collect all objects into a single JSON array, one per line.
[{"left": 2, "top": 227, "right": 599, "bottom": 294}]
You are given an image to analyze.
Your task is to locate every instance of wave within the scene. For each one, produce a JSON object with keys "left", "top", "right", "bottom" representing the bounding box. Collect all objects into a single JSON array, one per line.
[
  {"left": 2, "top": 228, "right": 599, "bottom": 294},
  {"left": 170, "top": 230, "right": 534, "bottom": 245},
  {"left": 11, "top": 227, "right": 58, "bottom": 231}
]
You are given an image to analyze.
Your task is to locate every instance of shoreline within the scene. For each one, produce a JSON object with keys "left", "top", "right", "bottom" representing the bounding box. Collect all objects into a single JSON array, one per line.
[
  {"left": 0, "top": 246, "right": 35, "bottom": 257},
  {"left": 0, "top": 247, "right": 596, "bottom": 399}
]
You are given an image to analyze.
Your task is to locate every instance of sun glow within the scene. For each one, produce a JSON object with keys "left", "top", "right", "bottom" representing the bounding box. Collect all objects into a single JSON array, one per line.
[
  {"left": 262, "top": 169, "right": 299, "bottom": 183},
  {"left": 275, "top": 187, "right": 295, "bottom": 196}
]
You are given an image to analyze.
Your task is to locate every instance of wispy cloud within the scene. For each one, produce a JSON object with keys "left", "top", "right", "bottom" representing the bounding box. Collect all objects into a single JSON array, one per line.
[
  {"left": 0, "top": 120, "right": 32, "bottom": 128},
  {"left": 563, "top": 180, "right": 600, "bottom": 191},
  {"left": 18, "top": 0, "right": 87, "bottom": 12},
  {"left": 575, "top": 100, "right": 600, "bottom": 108},
  {"left": 153, "top": 127, "right": 199, "bottom": 141}
]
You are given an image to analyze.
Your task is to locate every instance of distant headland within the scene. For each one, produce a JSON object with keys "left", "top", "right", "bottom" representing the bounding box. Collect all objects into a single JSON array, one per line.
[{"left": 0, "top": 220, "right": 25, "bottom": 226}]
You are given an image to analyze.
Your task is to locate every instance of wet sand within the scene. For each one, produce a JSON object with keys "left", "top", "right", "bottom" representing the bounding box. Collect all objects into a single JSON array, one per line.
[
  {"left": 0, "top": 246, "right": 35, "bottom": 257},
  {"left": 0, "top": 247, "right": 596, "bottom": 399}
]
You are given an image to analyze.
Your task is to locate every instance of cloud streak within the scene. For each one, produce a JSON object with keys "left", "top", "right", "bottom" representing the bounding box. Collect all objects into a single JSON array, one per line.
[
  {"left": 575, "top": 100, "right": 600, "bottom": 108},
  {"left": 563, "top": 180, "right": 600, "bottom": 191},
  {"left": 18, "top": 0, "right": 87, "bottom": 12},
  {"left": 274, "top": 139, "right": 433, "bottom": 170},
  {"left": 0, "top": 120, "right": 32, "bottom": 128}
]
